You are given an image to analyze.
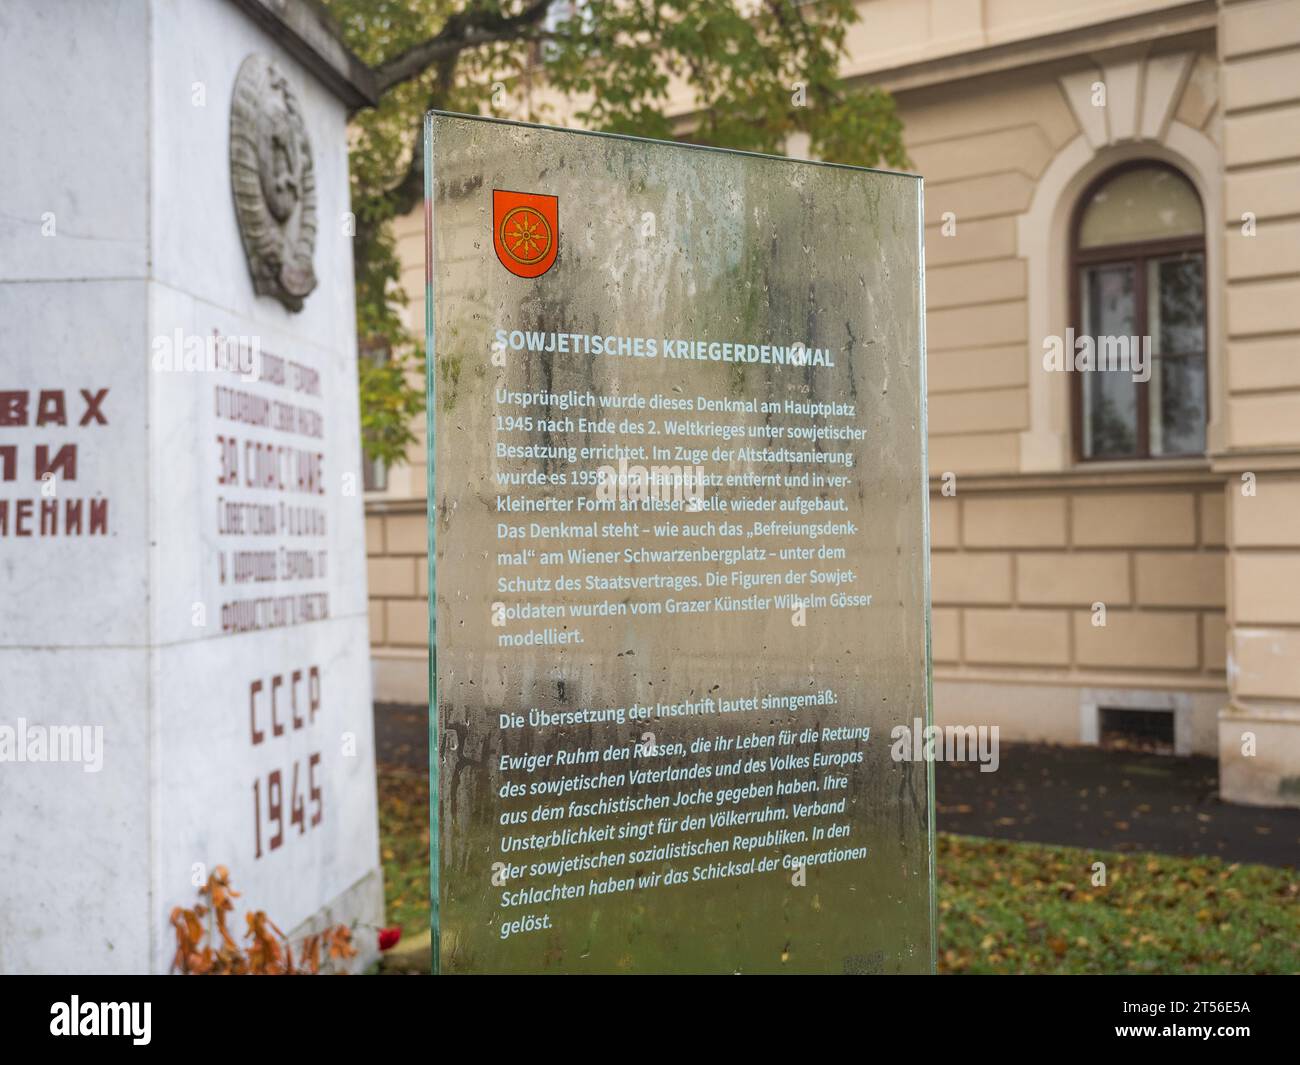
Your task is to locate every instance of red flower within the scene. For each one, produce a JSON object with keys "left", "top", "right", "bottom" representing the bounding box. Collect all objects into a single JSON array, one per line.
[{"left": 378, "top": 927, "right": 402, "bottom": 951}]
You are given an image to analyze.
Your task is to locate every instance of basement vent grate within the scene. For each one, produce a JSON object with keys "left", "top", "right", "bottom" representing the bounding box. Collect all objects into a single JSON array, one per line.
[{"left": 1099, "top": 706, "right": 1175, "bottom": 754}]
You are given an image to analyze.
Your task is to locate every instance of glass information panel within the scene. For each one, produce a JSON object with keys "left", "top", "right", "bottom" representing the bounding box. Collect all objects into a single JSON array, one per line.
[{"left": 425, "top": 112, "right": 933, "bottom": 974}]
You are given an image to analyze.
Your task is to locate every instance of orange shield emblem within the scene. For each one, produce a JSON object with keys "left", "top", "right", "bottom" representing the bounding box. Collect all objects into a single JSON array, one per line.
[{"left": 492, "top": 189, "right": 559, "bottom": 278}]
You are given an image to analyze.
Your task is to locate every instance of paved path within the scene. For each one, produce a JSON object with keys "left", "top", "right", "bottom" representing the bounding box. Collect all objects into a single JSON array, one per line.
[
  {"left": 375, "top": 703, "right": 429, "bottom": 771},
  {"left": 937, "top": 742, "right": 1299, "bottom": 869},
  {"left": 374, "top": 705, "right": 1299, "bottom": 868}
]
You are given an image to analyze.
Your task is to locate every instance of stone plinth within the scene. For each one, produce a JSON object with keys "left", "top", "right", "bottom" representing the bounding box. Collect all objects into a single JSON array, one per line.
[{"left": 0, "top": 0, "right": 383, "bottom": 972}]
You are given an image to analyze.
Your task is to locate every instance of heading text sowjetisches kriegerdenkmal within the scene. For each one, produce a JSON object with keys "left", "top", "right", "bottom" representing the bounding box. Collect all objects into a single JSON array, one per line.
[{"left": 494, "top": 329, "right": 839, "bottom": 367}]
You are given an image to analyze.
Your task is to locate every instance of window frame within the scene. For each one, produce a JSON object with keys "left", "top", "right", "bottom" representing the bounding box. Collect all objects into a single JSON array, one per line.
[{"left": 1069, "top": 160, "right": 1209, "bottom": 463}]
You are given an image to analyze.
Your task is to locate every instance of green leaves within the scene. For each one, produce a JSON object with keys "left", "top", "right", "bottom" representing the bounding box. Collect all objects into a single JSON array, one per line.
[
  {"left": 321, "top": 0, "right": 908, "bottom": 470},
  {"left": 359, "top": 347, "right": 427, "bottom": 469}
]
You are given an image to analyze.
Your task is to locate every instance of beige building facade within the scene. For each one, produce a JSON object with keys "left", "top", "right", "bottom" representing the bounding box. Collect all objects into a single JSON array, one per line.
[{"left": 364, "top": 0, "right": 1300, "bottom": 806}]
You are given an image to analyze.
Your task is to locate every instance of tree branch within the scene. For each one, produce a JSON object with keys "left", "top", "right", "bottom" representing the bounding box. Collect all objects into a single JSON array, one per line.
[
  {"left": 384, "top": 52, "right": 459, "bottom": 220},
  {"left": 373, "top": 0, "right": 555, "bottom": 93}
]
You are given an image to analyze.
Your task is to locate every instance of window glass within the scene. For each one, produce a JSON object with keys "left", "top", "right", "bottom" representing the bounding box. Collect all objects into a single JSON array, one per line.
[
  {"left": 1150, "top": 355, "right": 1207, "bottom": 456},
  {"left": 1149, "top": 254, "right": 1205, "bottom": 356},
  {"left": 1078, "top": 167, "right": 1203, "bottom": 249},
  {"left": 1081, "top": 263, "right": 1138, "bottom": 458},
  {"left": 1147, "top": 252, "right": 1206, "bottom": 456}
]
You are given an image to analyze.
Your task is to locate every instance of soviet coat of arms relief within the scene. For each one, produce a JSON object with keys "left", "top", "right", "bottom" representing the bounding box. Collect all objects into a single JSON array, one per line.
[{"left": 230, "top": 54, "right": 318, "bottom": 312}]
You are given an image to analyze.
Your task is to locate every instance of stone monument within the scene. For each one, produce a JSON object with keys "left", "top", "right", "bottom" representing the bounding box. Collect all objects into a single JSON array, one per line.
[{"left": 0, "top": 0, "right": 383, "bottom": 973}]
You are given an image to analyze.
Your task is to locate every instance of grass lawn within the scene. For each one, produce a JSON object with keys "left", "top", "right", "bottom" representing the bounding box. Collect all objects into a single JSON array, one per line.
[
  {"left": 378, "top": 766, "right": 1299, "bottom": 974},
  {"left": 937, "top": 834, "right": 1297, "bottom": 973}
]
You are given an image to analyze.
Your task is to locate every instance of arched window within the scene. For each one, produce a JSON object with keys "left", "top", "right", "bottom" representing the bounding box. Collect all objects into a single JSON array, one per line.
[{"left": 1071, "top": 163, "right": 1207, "bottom": 460}]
